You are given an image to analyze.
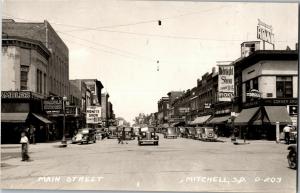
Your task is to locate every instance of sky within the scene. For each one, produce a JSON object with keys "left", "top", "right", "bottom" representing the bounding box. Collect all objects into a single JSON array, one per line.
[{"left": 2, "top": 0, "right": 298, "bottom": 124}]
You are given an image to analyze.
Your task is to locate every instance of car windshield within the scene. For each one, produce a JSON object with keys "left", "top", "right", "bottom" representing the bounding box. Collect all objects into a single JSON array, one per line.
[
  {"left": 141, "top": 127, "right": 155, "bottom": 132},
  {"left": 167, "top": 127, "right": 176, "bottom": 134},
  {"left": 188, "top": 127, "right": 196, "bottom": 134},
  {"left": 205, "top": 128, "right": 214, "bottom": 132},
  {"left": 109, "top": 126, "right": 116, "bottom": 131},
  {"left": 125, "top": 127, "right": 132, "bottom": 132}
]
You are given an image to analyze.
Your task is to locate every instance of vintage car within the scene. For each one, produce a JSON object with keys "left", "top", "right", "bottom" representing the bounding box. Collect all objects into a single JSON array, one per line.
[
  {"left": 164, "top": 127, "right": 178, "bottom": 139},
  {"left": 138, "top": 127, "right": 159, "bottom": 145},
  {"left": 95, "top": 128, "right": 107, "bottom": 140},
  {"left": 108, "top": 126, "right": 118, "bottom": 139},
  {"left": 287, "top": 144, "right": 297, "bottom": 169},
  {"left": 80, "top": 128, "right": 97, "bottom": 144},
  {"left": 178, "top": 127, "right": 187, "bottom": 138},
  {"left": 198, "top": 127, "right": 218, "bottom": 141},
  {"left": 187, "top": 127, "right": 196, "bottom": 139},
  {"left": 124, "top": 127, "right": 135, "bottom": 140},
  {"left": 194, "top": 127, "right": 202, "bottom": 140},
  {"left": 71, "top": 129, "right": 84, "bottom": 144}
]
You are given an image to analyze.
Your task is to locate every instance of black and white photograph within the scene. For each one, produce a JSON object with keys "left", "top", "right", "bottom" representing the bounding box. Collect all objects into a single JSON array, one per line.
[{"left": 0, "top": 1, "right": 299, "bottom": 193}]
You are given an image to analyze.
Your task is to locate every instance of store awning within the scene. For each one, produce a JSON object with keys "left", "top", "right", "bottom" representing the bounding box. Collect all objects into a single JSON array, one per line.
[
  {"left": 170, "top": 122, "right": 179, "bottom": 127},
  {"left": 234, "top": 107, "right": 260, "bottom": 125},
  {"left": 208, "top": 115, "right": 231, "bottom": 124},
  {"left": 264, "top": 106, "right": 292, "bottom": 125},
  {"left": 190, "top": 115, "right": 211, "bottom": 125},
  {"left": 32, "top": 113, "right": 52, "bottom": 124},
  {"left": 1, "top": 113, "right": 29, "bottom": 123}
]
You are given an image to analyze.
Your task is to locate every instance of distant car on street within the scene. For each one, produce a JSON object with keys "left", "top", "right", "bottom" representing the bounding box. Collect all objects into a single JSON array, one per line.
[
  {"left": 95, "top": 128, "right": 107, "bottom": 140},
  {"left": 108, "top": 126, "right": 118, "bottom": 139},
  {"left": 187, "top": 127, "right": 196, "bottom": 139},
  {"left": 80, "top": 128, "right": 97, "bottom": 144},
  {"left": 194, "top": 127, "right": 202, "bottom": 140},
  {"left": 198, "top": 127, "right": 218, "bottom": 141},
  {"left": 164, "top": 127, "right": 177, "bottom": 139},
  {"left": 138, "top": 127, "right": 159, "bottom": 145},
  {"left": 124, "top": 127, "right": 135, "bottom": 140},
  {"left": 72, "top": 130, "right": 83, "bottom": 144},
  {"left": 287, "top": 144, "right": 297, "bottom": 169}
]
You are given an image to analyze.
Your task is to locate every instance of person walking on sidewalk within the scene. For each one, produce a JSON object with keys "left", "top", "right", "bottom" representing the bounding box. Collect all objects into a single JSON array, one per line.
[
  {"left": 283, "top": 125, "right": 291, "bottom": 145},
  {"left": 20, "top": 132, "right": 30, "bottom": 161}
]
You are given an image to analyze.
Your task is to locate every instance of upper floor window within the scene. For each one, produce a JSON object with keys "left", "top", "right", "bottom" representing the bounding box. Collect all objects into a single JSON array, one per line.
[
  {"left": 276, "top": 76, "right": 293, "bottom": 98},
  {"left": 20, "top": 65, "right": 29, "bottom": 90}
]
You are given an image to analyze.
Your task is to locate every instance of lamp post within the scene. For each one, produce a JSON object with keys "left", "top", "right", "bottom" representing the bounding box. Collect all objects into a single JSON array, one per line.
[{"left": 61, "top": 96, "right": 68, "bottom": 147}]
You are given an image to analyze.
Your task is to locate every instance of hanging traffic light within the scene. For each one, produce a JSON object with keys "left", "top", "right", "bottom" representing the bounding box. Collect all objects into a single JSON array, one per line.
[
  {"left": 158, "top": 20, "right": 162, "bottom": 26},
  {"left": 157, "top": 60, "right": 159, "bottom": 71}
]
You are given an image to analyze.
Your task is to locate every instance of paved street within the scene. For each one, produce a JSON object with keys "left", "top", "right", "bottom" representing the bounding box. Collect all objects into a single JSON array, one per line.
[{"left": 1, "top": 134, "right": 296, "bottom": 193}]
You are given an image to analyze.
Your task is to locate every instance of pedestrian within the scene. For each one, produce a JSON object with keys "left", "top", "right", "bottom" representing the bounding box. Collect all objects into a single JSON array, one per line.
[
  {"left": 20, "top": 132, "right": 30, "bottom": 161},
  {"left": 29, "top": 125, "right": 36, "bottom": 144},
  {"left": 121, "top": 128, "right": 128, "bottom": 144},
  {"left": 283, "top": 125, "right": 291, "bottom": 145},
  {"left": 117, "top": 132, "right": 122, "bottom": 144}
]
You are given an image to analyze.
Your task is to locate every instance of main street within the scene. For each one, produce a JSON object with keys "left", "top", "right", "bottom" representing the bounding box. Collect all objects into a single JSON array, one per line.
[{"left": 1, "top": 135, "right": 296, "bottom": 193}]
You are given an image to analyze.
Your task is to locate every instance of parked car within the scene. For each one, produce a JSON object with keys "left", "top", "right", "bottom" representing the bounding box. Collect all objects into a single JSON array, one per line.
[
  {"left": 199, "top": 127, "right": 218, "bottom": 141},
  {"left": 138, "top": 127, "right": 159, "bottom": 145},
  {"left": 178, "top": 127, "right": 187, "bottom": 138},
  {"left": 287, "top": 144, "right": 297, "bottom": 169},
  {"left": 80, "top": 128, "right": 97, "bottom": 144},
  {"left": 194, "top": 127, "right": 202, "bottom": 140},
  {"left": 187, "top": 127, "right": 196, "bottom": 139},
  {"left": 71, "top": 130, "right": 84, "bottom": 144},
  {"left": 164, "top": 127, "right": 177, "bottom": 139},
  {"left": 108, "top": 126, "right": 118, "bottom": 139},
  {"left": 95, "top": 128, "right": 107, "bottom": 140}
]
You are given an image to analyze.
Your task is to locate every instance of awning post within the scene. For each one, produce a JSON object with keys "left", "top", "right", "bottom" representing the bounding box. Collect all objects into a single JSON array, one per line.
[{"left": 276, "top": 121, "right": 280, "bottom": 143}]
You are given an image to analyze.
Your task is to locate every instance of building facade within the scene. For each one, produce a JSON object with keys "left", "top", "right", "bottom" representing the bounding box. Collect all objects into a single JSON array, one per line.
[
  {"left": 3, "top": 19, "right": 70, "bottom": 97},
  {"left": 233, "top": 50, "right": 298, "bottom": 139},
  {"left": 1, "top": 36, "right": 52, "bottom": 143}
]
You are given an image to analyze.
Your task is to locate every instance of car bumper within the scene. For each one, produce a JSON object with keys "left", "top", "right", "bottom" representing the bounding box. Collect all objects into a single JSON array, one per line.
[{"left": 139, "top": 139, "right": 158, "bottom": 144}]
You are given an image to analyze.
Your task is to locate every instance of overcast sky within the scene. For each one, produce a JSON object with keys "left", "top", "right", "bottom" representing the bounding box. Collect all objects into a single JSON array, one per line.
[{"left": 3, "top": 0, "right": 298, "bottom": 124}]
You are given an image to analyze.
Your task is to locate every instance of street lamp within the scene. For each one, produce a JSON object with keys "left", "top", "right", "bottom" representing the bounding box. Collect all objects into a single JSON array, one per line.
[{"left": 61, "top": 96, "right": 68, "bottom": 147}]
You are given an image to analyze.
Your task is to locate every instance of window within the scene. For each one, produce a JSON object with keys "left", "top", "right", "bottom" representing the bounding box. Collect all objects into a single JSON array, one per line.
[
  {"left": 44, "top": 73, "right": 46, "bottom": 94},
  {"left": 36, "top": 69, "right": 40, "bottom": 93},
  {"left": 245, "top": 81, "right": 251, "bottom": 92},
  {"left": 20, "top": 65, "right": 29, "bottom": 90},
  {"left": 253, "top": 78, "right": 258, "bottom": 90},
  {"left": 276, "top": 76, "right": 293, "bottom": 98}
]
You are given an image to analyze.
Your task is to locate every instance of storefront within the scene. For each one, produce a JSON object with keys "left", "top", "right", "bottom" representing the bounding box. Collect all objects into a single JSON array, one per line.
[
  {"left": 1, "top": 91, "right": 52, "bottom": 144},
  {"left": 234, "top": 99, "right": 295, "bottom": 140}
]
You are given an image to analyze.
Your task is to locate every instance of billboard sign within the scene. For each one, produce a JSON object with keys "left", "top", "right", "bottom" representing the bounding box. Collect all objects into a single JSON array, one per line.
[
  {"left": 257, "top": 19, "right": 274, "bottom": 45},
  {"left": 218, "top": 65, "right": 234, "bottom": 102},
  {"left": 43, "top": 97, "right": 63, "bottom": 114},
  {"left": 86, "top": 106, "right": 102, "bottom": 124}
]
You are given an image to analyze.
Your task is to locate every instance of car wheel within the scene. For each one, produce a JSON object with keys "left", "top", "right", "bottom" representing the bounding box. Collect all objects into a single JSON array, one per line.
[{"left": 138, "top": 141, "right": 141, "bottom": 146}]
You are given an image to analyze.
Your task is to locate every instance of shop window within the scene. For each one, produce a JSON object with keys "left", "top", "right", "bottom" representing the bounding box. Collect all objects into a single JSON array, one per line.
[
  {"left": 276, "top": 76, "right": 293, "bottom": 98},
  {"left": 253, "top": 77, "right": 258, "bottom": 90}
]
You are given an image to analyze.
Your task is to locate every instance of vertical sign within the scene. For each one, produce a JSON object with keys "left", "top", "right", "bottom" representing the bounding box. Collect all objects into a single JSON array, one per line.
[
  {"left": 86, "top": 106, "right": 102, "bottom": 124},
  {"left": 218, "top": 65, "right": 234, "bottom": 102},
  {"left": 257, "top": 19, "right": 275, "bottom": 49}
]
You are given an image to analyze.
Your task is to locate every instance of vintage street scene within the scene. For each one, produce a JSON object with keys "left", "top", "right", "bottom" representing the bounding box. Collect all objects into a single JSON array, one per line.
[{"left": 0, "top": 1, "right": 298, "bottom": 193}]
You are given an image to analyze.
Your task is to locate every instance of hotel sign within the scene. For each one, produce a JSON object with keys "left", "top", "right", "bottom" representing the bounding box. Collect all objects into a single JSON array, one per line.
[
  {"left": 2, "top": 91, "right": 31, "bottom": 99},
  {"left": 218, "top": 65, "right": 234, "bottom": 102},
  {"left": 257, "top": 19, "right": 274, "bottom": 45}
]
